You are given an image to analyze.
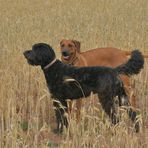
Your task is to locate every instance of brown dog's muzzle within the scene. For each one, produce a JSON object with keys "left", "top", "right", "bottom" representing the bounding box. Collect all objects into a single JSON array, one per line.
[
  {"left": 61, "top": 50, "right": 72, "bottom": 60},
  {"left": 62, "top": 50, "right": 71, "bottom": 57}
]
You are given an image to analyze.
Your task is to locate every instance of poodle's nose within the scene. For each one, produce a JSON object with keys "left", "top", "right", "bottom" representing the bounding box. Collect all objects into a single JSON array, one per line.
[{"left": 23, "top": 50, "right": 31, "bottom": 58}]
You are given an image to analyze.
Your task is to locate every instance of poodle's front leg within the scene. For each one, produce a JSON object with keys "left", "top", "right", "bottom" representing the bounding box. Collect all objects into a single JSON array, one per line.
[{"left": 53, "top": 99, "right": 68, "bottom": 133}]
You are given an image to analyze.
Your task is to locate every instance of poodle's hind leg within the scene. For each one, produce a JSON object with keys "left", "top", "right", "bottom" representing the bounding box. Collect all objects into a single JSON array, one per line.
[
  {"left": 119, "top": 93, "right": 140, "bottom": 133},
  {"left": 98, "top": 94, "right": 119, "bottom": 125}
]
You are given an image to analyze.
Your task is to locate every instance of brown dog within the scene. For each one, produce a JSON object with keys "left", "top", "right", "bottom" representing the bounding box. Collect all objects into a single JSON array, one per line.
[{"left": 60, "top": 39, "right": 147, "bottom": 121}]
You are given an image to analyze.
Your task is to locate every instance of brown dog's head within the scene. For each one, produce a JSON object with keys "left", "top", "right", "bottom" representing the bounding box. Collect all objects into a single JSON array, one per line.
[{"left": 60, "top": 39, "right": 81, "bottom": 63}]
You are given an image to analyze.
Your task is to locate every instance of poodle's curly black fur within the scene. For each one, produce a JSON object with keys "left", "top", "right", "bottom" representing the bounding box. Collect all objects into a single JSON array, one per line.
[{"left": 23, "top": 43, "right": 144, "bottom": 133}]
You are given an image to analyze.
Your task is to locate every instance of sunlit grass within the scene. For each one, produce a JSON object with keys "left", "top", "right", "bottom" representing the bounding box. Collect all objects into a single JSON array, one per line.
[{"left": 0, "top": 0, "right": 148, "bottom": 147}]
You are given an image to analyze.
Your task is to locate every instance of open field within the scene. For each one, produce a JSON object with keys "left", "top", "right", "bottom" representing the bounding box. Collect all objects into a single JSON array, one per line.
[{"left": 0, "top": 0, "right": 148, "bottom": 147}]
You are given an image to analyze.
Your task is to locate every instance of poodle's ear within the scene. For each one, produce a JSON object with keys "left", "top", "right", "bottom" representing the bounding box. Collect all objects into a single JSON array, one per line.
[{"left": 72, "top": 40, "right": 81, "bottom": 53}]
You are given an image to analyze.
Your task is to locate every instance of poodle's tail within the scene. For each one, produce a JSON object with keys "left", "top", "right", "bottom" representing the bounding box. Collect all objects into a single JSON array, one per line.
[
  {"left": 115, "top": 50, "right": 144, "bottom": 76},
  {"left": 125, "top": 50, "right": 148, "bottom": 58}
]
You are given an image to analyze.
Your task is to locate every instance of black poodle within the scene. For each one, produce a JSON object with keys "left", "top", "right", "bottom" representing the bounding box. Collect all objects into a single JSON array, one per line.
[{"left": 23, "top": 43, "right": 144, "bottom": 133}]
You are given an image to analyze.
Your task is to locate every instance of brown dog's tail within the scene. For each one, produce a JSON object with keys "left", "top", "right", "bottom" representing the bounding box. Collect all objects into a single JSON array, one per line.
[
  {"left": 125, "top": 50, "right": 148, "bottom": 58},
  {"left": 115, "top": 50, "right": 144, "bottom": 76}
]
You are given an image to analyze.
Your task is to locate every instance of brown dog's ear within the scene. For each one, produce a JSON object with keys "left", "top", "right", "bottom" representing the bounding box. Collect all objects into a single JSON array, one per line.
[
  {"left": 72, "top": 40, "right": 81, "bottom": 53},
  {"left": 60, "top": 39, "right": 65, "bottom": 46}
]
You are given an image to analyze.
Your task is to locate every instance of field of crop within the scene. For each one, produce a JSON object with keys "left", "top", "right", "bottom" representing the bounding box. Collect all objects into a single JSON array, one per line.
[{"left": 0, "top": 0, "right": 148, "bottom": 147}]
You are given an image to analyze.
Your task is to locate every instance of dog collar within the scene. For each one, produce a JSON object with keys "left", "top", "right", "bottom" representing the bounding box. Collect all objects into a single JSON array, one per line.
[
  {"left": 44, "top": 58, "right": 57, "bottom": 70},
  {"left": 69, "top": 57, "right": 78, "bottom": 65}
]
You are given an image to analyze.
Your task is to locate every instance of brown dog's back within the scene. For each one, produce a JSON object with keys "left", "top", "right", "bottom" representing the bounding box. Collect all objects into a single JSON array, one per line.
[{"left": 80, "top": 47, "right": 128, "bottom": 67}]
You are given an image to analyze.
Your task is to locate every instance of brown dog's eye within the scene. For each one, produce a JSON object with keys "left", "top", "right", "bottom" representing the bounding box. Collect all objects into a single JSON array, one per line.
[
  {"left": 68, "top": 44, "right": 73, "bottom": 48},
  {"left": 61, "top": 44, "right": 65, "bottom": 48}
]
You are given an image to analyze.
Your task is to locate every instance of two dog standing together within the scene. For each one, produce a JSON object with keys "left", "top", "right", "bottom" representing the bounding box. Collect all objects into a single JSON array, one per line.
[{"left": 23, "top": 40, "right": 145, "bottom": 133}]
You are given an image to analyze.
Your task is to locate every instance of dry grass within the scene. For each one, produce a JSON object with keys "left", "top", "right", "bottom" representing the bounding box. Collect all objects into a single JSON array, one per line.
[{"left": 0, "top": 0, "right": 148, "bottom": 147}]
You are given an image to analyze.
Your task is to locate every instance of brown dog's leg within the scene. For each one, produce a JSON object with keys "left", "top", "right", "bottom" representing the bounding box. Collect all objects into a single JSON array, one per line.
[
  {"left": 125, "top": 86, "right": 137, "bottom": 108},
  {"left": 76, "top": 99, "right": 82, "bottom": 122},
  {"left": 67, "top": 100, "right": 73, "bottom": 114},
  {"left": 67, "top": 99, "right": 82, "bottom": 122},
  {"left": 120, "top": 75, "right": 137, "bottom": 108},
  {"left": 130, "top": 93, "right": 136, "bottom": 108}
]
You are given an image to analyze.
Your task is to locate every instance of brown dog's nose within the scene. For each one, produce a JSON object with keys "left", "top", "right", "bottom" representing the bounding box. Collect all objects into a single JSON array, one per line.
[{"left": 62, "top": 50, "right": 70, "bottom": 57}]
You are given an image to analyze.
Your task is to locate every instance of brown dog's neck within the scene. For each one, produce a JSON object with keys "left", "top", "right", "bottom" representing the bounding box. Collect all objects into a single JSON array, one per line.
[
  {"left": 69, "top": 53, "right": 87, "bottom": 66},
  {"left": 70, "top": 55, "right": 79, "bottom": 65}
]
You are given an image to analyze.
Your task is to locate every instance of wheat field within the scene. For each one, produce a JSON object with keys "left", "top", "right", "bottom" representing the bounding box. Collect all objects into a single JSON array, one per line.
[{"left": 0, "top": 0, "right": 148, "bottom": 147}]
